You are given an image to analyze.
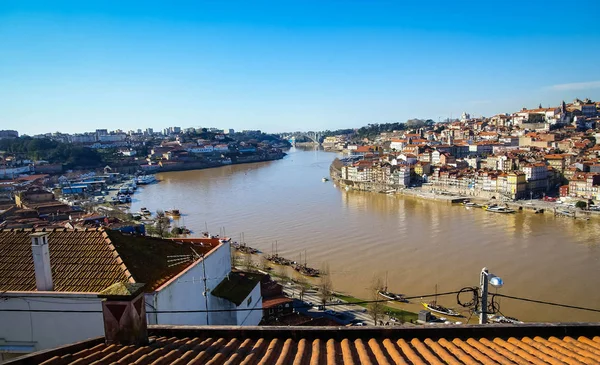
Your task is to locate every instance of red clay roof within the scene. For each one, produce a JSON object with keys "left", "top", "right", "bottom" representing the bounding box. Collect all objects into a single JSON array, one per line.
[
  {"left": 0, "top": 228, "right": 219, "bottom": 293},
  {"left": 9, "top": 324, "right": 600, "bottom": 365},
  {"left": 262, "top": 295, "right": 294, "bottom": 308}
]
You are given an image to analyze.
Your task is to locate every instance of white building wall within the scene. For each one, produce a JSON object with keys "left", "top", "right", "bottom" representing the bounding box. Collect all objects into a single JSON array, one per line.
[
  {"left": 0, "top": 293, "right": 103, "bottom": 356},
  {"left": 0, "top": 166, "right": 32, "bottom": 178},
  {"left": 147, "top": 242, "right": 232, "bottom": 326},
  {"left": 235, "top": 284, "right": 263, "bottom": 325}
]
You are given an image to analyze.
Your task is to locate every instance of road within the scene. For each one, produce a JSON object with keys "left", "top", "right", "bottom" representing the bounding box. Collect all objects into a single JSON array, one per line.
[{"left": 282, "top": 283, "right": 392, "bottom": 326}]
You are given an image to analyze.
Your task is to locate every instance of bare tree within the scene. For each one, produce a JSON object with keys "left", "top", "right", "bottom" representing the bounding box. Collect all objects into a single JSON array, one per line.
[
  {"left": 230, "top": 247, "right": 239, "bottom": 268},
  {"left": 318, "top": 263, "right": 332, "bottom": 309},
  {"left": 368, "top": 275, "right": 386, "bottom": 325},
  {"left": 260, "top": 256, "right": 271, "bottom": 271},
  {"left": 153, "top": 209, "right": 171, "bottom": 238},
  {"left": 276, "top": 264, "right": 287, "bottom": 280},
  {"left": 294, "top": 272, "right": 308, "bottom": 302},
  {"left": 242, "top": 254, "right": 254, "bottom": 272}
]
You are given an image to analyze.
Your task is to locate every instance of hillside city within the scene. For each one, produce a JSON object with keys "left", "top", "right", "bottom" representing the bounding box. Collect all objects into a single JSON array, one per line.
[
  {"left": 1, "top": 98, "right": 600, "bottom": 364},
  {"left": 326, "top": 98, "right": 600, "bottom": 207}
]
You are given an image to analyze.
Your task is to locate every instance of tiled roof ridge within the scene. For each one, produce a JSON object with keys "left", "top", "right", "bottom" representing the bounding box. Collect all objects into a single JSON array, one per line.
[
  {"left": 0, "top": 227, "right": 108, "bottom": 233},
  {"left": 102, "top": 230, "right": 136, "bottom": 285}
]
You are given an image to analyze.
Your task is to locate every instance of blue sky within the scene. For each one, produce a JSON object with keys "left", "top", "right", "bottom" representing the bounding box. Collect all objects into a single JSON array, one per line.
[{"left": 1, "top": 1, "right": 599, "bottom": 135}]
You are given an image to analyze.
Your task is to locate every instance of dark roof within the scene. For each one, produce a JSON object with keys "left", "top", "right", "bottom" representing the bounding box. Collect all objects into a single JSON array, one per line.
[
  {"left": 7, "top": 323, "right": 600, "bottom": 364},
  {"left": 0, "top": 228, "right": 219, "bottom": 293},
  {"left": 211, "top": 271, "right": 263, "bottom": 306}
]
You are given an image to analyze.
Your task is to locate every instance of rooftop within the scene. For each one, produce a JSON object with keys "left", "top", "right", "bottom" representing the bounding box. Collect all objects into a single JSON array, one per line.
[
  {"left": 7, "top": 323, "right": 600, "bottom": 365},
  {"left": 0, "top": 228, "right": 219, "bottom": 293},
  {"left": 211, "top": 271, "right": 264, "bottom": 306}
]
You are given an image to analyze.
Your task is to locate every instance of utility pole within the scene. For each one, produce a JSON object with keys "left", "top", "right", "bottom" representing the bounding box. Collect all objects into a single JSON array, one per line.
[
  {"left": 480, "top": 267, "right": 489, "bottom": 324},
  {"left": 201, "top": 254, "right": 209, "bottom": 325}
]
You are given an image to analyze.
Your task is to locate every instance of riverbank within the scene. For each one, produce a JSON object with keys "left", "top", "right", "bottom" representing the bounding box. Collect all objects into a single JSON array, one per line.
[
  {"left": 332, "top": 174, "right": 600, "bottom": 220},
  {"left": 140, "top": 152, "right": 286, "bottom": 174}
]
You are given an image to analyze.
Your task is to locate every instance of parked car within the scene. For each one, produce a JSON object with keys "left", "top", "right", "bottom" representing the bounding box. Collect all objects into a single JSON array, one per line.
[{"left": 324, "top": 309, "right": 336, "bottom": 316}]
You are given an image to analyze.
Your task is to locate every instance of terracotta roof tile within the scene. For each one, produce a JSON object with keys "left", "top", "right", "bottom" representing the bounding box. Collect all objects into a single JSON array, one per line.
[
  {"left": 8, "top": 325, "right": 600, "bottom": 365},
  {"left": 0, "top": 229, "right": 219, "bottom": 293}
]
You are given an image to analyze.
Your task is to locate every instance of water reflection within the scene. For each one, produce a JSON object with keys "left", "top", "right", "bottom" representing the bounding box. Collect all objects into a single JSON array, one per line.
[{"left": 132, "top": 148, "right": 600, "bottom": 322}]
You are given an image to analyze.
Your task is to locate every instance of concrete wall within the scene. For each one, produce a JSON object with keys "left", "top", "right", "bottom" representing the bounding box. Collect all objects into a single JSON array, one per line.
[
  {"left": 148, "top": 242, "right": 232, "bottom": 326},
  {"left": 0, "top": 293, "right": 103, "bottom": 357}
]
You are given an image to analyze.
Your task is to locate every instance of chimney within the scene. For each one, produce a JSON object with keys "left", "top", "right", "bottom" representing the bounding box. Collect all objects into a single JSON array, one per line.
[
  {"left": 30, "top": 232, "right": 53, "bottom": 291},
  {"left": 98, "top": 282, "right": 148, "bottom": 346}
]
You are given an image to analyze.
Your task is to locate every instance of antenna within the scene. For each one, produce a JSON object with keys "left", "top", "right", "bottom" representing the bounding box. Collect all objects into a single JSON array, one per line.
[
  {"left": 166, "top": 247, "right": 202, "bottom": 268},
  {"left": 166, "top": 254, "right": 195, "bottom": 267}
]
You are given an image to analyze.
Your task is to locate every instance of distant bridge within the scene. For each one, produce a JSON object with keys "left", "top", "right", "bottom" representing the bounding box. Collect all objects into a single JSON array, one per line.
[{"left": 281, "top": 131, "right": 323, "bottom": 144}]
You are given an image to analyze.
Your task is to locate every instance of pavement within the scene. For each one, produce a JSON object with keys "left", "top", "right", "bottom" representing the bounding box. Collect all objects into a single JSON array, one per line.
[{"left": 282, "top": 283, "right": 398, "bottom": 326}]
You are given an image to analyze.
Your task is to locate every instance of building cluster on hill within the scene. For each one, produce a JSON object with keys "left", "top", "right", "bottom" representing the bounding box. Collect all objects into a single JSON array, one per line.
[
  {"left": 0, "top": 127, "right": 289, "bottom": 179},
  {"left": 331, "top": 98, "right": 600, "bottom": 201}
]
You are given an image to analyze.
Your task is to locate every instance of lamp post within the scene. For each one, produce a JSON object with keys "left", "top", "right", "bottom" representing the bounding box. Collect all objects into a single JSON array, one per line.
[{"left": 479, "top": 267, "right": 503, "bottom": 324}]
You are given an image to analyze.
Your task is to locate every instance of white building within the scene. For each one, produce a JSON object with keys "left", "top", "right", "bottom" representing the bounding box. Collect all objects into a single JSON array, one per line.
[
  {"left": 521, "top": 163, "right": 547, "bottom": 181},
  {"left": 214, "top": 144, "right": 230, "bottom": 152},
  {"left": 98, "top": 133, "right": 127, "bottom": 143},
  {"left": 0, "top": 229, "right": 263, "bottom": 361}
]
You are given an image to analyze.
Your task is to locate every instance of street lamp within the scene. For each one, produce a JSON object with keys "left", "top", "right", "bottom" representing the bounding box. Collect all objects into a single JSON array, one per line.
[{"left": 479, "top": 267, "right": 503, "bottom": 324}]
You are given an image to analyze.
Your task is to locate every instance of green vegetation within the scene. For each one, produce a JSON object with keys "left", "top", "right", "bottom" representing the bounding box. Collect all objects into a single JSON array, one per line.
[
  {"left": 333, "top": 293, "right": 418, "bottom": 322},
  {"left": 575, "top": 201, "right": 587, "bottom": 209},
  {"left": 355, "top": 120, "right": 434, "bottom": 140},
  {"left": 0, "top": 137, "right": 103, "bottom": 168}
]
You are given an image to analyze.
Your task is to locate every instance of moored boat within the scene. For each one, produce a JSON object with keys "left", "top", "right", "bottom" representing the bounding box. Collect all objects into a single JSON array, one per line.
[
  {"left": 165, "top": 209, "right": 181, "bottom": 217},
  {"left": 322, "top": 177, "right": 329, "bottom": 182},
  {"left": 484, "top": 205, "right": 515, "bottom": 214},
  {"left": 136, "top": 175, "right": 157, "bottom": 185},
  {"left": 421, "top": 302, "right": 461, "bottom": 317},
  {"left": 378, "top": 290, "right": 409, "bottom": 303},
  {"left": 488, "top": 315, "right": 523, "bottom": 324}
]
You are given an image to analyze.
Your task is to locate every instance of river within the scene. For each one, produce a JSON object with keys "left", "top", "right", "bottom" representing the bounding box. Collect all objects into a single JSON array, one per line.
[{"left": 131, "top": 147, "right": 600, "bottom": 323}]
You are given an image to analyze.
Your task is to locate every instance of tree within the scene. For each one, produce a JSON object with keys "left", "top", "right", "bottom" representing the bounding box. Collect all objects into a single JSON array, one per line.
[
  {"left": 575, "top": 201, "right": 587, "bottom": 210},
  {"left": 242, "top": 254, "right": 254, "bottom": 272},
  {"left": 294, "top": 272, "right": 308, "bottom": 302},
  {"left": 152, "top": 210, "right": 171, "bottom": 238},
  {"left": 367, "top": 275, "right": 386, "bottom": 325},
  {"left": 259, "top": 256, "right": 270, "bottom": 271},
  {"left": 318, "top": 263, "right": 333, "bottom": 309}
]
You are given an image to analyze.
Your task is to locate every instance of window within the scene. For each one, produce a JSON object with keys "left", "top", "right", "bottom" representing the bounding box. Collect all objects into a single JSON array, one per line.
[
  {"left": 247, "top": 296, "right": 252, "bottom": 306},
  {"left": 268, "top": 308, "right": 274, "bottom": 314}
]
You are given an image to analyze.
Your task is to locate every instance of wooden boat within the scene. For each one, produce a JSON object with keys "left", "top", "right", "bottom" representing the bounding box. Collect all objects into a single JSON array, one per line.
[
  {"left": 484, "top": 205, "right": 515, "bottom": 214},
  {"left": 421, "top": 302, "right": 461, "bottom": 317},
  {"left": 292, "top": 250, "right": 320, "bottom": 277},
  {"left": 378, "top": 272, "right": 408, "bottom": 303},
  {"left": 378, "top": 290, "right": 408, "bottom": 303},
  {"left": 165, "top": 209, "right": 181, "bottom": 217},
  {"left": 463, "top": 201, "right": 481, "bottom": 208}
]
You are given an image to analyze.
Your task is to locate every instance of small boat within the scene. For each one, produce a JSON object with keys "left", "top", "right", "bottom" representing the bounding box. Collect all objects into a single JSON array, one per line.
[
  {"left": 322, "top": 177, "right": 329, "bottom": 182},
  {"left": 378, "top": 290, "right": 408, "bottom": 303},
  {"left": 165, "top": 209, "right": 181, "bottom": 217},
  {"left": 488, "top": 315, "right": 523, "bottom": 324},
  {"left": 140, "top": 207, "right": 151, "bottom": 216},
  {"left": 422, "top": 302, "right": 461, "bottom": 317},
  {"left": 464, "top": 202, "right": 481, "bottom": 208},
  {"left": 485, "top": 206, "right": 515, "bottom": 214},
  {"left": 136, "top": 175, "right": 157, "bottom": 185}
]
